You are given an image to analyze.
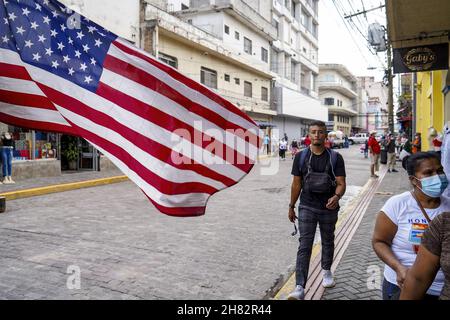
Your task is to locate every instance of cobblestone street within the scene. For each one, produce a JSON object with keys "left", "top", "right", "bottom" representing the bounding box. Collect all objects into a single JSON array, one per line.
[{"left": 0, "top": 146, "right": 371, "bottom": 299}]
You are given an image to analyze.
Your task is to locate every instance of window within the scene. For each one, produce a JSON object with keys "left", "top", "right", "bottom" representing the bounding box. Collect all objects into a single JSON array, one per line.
[
  {"left": 244, "top": 37, "right": 252, "bottom": 55},
  {"left": 224, "top": 25, "right": 230, "bottom": 34},
  {"left": 200, "top": 67, "right": 217, "bottom": 89},
  {"left": 291, "top": 61, "right": 297, "bottom": 83},
  {"left": 234, "top": 78, "right": 240, "bottom": 85},
  {"left": 261, "top": 87, "right": 268, "bottom": 101},
  {"left": 158, "top": 52, "right": 178, "bottom": 69},
  {"left": 324, "top": 98, "right": 335, "bottom": 105},
  {"left": 261, "top": 47, "right": 268, "bottom": 63},
  {"left": 328, "top": 114, "right": 334, "bottom": 121},
  {"left": 224, "top": 74, "right": 230, "bottom": 82},
  {"left": 235, "top": 31, "right": 240, "bottom": 40},
  {"left": 272, "top": 19, "right": 279, "bottom": 37},
  {"left": 244, "top": 81, "right": 252, "bottom": 97}
]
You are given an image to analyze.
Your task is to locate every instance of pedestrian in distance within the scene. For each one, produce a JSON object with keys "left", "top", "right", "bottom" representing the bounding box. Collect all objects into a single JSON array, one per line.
[
  {"left": 287, "top": 120, "right": 346, "bottom": 300},
  {"left": 303, "top": 134, "right": 311, "bottom": 148},
  {"left": 263, "top": 134, "right": 270, "bottom": 155},
  {"left": 386, "top": 133, "right": 398, "bottom": 173},
  {"left": 412, "top": 132, "right": 422, "bottom": 154},
  {"left": 372, "top": 152, "right": 450, "bottom": 300},
  {"left": 279, "top": 138, "right": 287, "bottom": 160},
  {"left": 368, "top": 130, "right": 381, "bottom": 178},
  {"left": 290, "top": 139, "right": 299, "bottom": 160},
  {"left": 1, "top": 132, "right": 15, "bottom": 184}
]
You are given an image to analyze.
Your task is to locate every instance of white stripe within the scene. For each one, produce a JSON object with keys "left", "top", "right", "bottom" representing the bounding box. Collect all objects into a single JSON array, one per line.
[
  {"left": 100, "top": 68, "right": 258, "bottom": 161},
  {"left": 0, "top": 76, "right": 45, "bottom": 96},
  {"left": 112, "top": 40, "right": 258, "bottom": 132},
  {"left": 56, "top": 105, "right": 211, "bottom": 208},
  {"left": 0, "top": 102, "right": 70, "bottom": 126},
  {"left": 0, "top": 49, "right": 247, "bottom": 181},
  {"left": 54, "top": 103, "right": 226, "bottom": 190}
]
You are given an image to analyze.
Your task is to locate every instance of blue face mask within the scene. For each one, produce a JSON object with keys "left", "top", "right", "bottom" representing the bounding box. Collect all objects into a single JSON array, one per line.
[{"left": 414, "top": 174, "right": 449, "bottom": 198}]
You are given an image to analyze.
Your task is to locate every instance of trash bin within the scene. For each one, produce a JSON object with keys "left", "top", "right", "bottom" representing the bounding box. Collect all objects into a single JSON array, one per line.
[
  {"left": 0, "top": 196, "right": 5, "bottom": 213},
  {"left": 380, "top": 149, "right": 388, "bottom": 164}
]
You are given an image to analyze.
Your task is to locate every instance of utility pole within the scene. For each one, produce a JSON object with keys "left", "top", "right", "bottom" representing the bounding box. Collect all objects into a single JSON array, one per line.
[
  {"left": 343, "top": 2, "right": 394, "bottom": 133},
  {"left": 385, "top": 0, "right": 394, "bottom": 134}
]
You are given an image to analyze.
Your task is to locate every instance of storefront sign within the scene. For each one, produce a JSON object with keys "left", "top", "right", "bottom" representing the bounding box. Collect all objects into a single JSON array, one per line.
[{"left": 393, "top": 43, "right": 449, "bottom": 73}]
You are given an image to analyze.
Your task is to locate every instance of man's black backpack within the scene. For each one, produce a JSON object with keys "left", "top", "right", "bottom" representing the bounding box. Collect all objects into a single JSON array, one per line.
[{"left": 298, "top": 148, "right": 338, "bottom": 194}]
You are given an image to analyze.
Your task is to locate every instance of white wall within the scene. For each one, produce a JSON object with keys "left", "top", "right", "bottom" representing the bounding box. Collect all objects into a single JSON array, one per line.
[
  {"left": 59, "top": 0, "right": 140, "bottom": 42},
  {"left": 282, "top": 87, "right": 327, "bottom": 121}
]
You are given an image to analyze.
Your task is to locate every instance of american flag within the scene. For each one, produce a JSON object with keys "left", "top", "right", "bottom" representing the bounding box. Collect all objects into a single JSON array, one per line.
[{"left": 0, "top": 0, "right": 261, "bottom": 217}]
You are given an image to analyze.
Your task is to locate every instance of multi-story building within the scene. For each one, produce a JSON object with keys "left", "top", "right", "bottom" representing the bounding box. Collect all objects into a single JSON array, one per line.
[
  {"left": 357, "top": 76, "right": 389, "bottom": 134},
  {"left": 271, "top": 0, "right": 327, "bottom": 140},
  {"left": 397, "top": 74, "right": 413, "bottom": 138},
  {"left": 171, "top": 0, "right": 277, "bottom": 129},
  {"left": 355, "top": 76, "right": 371, "bottom": 133},
  {"left": 318, "top": 64, "right": 358, "bottom": 136}
]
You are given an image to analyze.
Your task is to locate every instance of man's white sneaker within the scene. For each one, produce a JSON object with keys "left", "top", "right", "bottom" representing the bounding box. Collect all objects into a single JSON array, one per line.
[
  {"left": 287, "top": 285, "right": 305, "bottom": 300},
  {"left": 322, "top": 270, "right": 336, "bottom": 288}
]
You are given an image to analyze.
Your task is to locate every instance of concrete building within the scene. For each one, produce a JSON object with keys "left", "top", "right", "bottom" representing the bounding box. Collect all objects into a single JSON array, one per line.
[
  {"left": 355, "top": 76, "right": 371, "bottom": 133},
  {"left": 171, "top": 0, "right": 277, "bottom": 129},
  {"left": 318, "top": 64, "right": 358, "bottom": 136}
]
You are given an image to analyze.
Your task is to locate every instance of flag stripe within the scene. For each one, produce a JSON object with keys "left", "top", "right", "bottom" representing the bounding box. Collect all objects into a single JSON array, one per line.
[
  {"left": 0, "top": 89, "right": 57, "bottom": 110},
  {"left": 0, "top": 110, "right": 73, "bottom": 134},
  {"left": 0, "top": 101, "right": 70, "bottom": 126},
  {"left": 103, "top": 53, "right": 260, "bottom": 151},
  {"left": 54, "top": 105, "right": 218, "bottom": 195},
  {"left": 38, "top": 83, "right": 231, "bottom": 190},
  {"left": 0, "top": 62, "right": 33, "bottom": 81},
  {"left": 96, "top": 81, "right": 254, "bottom": 172},
  {"left": 57, "top": 106, "right": 212, "bottom": 208},
  {"left": 0, "top": 75, "right": 45, "bottom": 96},
  {"left": 99, "top": 68, "right": 257, "bottom": 162},
  {"left": 114, "top": 39, "right": 257, "bottom": 129},
  {"left": 110, "top": 41, "right": 261, "bottom": 147}
]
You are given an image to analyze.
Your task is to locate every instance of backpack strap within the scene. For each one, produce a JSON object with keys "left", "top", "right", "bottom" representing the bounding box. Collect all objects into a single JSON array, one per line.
[
  {"left": 298, "top": 147, "right": 311, "bottom": 172},
  {"left": 327, "top": 148, "right": 338, "bottom": 181}
]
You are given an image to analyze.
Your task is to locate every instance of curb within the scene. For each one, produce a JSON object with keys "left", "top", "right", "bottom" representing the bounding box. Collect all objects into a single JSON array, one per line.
[{"left": 0, "top": 175, "right": 128, "bottom": 201}]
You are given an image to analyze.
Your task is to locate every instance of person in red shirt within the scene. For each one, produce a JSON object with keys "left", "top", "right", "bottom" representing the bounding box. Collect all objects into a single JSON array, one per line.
[
  {"left": 368, "top": 130, "right": 381, "bottom": 178},
  {"left": 304, "top": 134, "right": 311, "bottom": 147}
]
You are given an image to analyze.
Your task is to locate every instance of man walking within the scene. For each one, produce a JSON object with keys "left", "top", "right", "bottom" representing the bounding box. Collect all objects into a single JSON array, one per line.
[
  {"left": 368, "top": 130, "right": 381, "bottom": 178},
  {"left": 386, "top": 133, "right": 398, "bottom": 173},
  {"left": 288, "top": 121, "right": 346, "bottom": 300}
]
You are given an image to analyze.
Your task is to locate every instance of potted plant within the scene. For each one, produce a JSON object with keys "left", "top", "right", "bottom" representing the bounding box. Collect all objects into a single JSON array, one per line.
[{"left": 63, "top": 140, "right": 78, "bottom": 170}]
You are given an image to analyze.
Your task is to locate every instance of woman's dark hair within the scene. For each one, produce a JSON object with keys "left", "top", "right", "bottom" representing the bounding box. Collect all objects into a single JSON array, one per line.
[{"left": 404, "top": 152, "right": 441, "bottom": 176}]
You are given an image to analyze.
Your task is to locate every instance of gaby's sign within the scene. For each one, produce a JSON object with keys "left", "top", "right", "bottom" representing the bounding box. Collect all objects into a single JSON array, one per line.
[{"left": 393, "top": 43, "right": 449, "bottom": 73}]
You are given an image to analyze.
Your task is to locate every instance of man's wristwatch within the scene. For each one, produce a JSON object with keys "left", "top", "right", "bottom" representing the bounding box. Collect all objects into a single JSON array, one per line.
[{"left": 289, "top": 203, "right": 295, "bottom": 209}]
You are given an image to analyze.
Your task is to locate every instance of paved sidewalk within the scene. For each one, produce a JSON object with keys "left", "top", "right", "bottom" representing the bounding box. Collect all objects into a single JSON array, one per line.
[{"left": 321, "top": 167, "right": 410, "bottom": 300}]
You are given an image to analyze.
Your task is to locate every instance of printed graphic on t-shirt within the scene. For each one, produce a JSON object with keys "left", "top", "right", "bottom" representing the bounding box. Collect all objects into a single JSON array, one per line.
[{"left": 408, "top": 222, "right": 428, "bottom": 245}]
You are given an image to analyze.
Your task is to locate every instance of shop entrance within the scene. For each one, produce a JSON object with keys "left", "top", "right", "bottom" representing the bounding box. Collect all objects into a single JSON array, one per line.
[{"left": 60, "top": 135, "right": 99, "bottom": 171}]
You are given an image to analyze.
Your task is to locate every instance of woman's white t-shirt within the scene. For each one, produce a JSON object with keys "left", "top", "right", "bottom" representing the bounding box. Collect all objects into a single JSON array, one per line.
[{"left": 381, "top": 191, "right": 450, "bottom": 296}]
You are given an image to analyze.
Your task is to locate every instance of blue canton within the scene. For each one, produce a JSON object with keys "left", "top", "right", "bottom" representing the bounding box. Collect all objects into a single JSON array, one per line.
[{"left": 0, "top": 0, "right": 117, "bottom": 92}]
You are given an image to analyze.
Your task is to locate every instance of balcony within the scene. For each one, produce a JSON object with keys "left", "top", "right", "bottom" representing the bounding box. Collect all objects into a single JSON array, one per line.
[
  {"left": 319, "top": 81, "right": 358, "bottom": 98},
  {"left": 327, "top": 105, "right": 358, "bottom": 116}
]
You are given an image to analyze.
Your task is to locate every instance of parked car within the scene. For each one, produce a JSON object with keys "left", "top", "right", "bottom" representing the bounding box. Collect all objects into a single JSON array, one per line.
[
  {"left": 348, "top": 133, "right": 369, "bottom": 145},
  {"left": 328, "top": 131, "right": 344, "bottom": 149}
]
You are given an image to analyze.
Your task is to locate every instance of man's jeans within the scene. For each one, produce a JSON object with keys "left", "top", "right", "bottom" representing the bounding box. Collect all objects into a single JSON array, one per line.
[
  {"left": 295, "top": 205, "right": 338, "bottom": 288},
  {"left": 1, "top": 147, "right": 13, "bottom": 177}
]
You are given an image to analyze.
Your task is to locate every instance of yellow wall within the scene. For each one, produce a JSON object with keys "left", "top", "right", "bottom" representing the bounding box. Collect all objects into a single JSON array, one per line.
[{"left": 415, "top": 71, "right": 444, "bottom": 151}]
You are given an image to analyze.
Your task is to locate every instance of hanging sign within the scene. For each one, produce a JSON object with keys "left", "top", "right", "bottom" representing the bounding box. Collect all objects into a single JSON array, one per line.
[{"left": 393, "top": 43, "right": 449, "bottom": 73}]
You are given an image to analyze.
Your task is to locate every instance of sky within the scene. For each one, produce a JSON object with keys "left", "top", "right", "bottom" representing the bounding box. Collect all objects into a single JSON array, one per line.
[{"left": 318, "top": 0, "right": 388, "bottom": 82}]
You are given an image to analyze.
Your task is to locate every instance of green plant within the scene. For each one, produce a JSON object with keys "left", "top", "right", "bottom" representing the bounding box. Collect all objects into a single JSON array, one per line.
[{"left": 63, "top": 141, "right": 78, "bottom": 162}]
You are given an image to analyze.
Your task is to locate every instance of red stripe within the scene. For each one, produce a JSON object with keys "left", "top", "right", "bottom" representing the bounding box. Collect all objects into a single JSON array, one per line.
[
  {"left": 0, "top": 89, "right": 57, "bottom": 110},
  {"left": 145, "top": 194, "right": 206, "bottom": 217},
  {"left": 0, "top": 62, "right": 33, "bottom": 81},
  {"left": 37, "top": 83, "right": 235, "bottom": 191},
  {"left": 103, "top": 54, "right": 260, "bottom": 148},
  {"left": 97, "top": 82, "right": 254, "bottom": 171},
  {"left": 107, "top": 44, "right": 262, "bottom": 148},
  {"left": 112, "top": 40, "right": 256, "bottom": 126},
  {"left": 0, "top": 111, "right": 75, "bottom": 135}
]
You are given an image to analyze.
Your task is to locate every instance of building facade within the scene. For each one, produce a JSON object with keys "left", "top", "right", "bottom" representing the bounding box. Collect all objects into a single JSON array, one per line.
[
  {"left": 270, "top": 0, "right": 327, "bottom": 141},
  {"left": 318, "top": 64, "right": 358, "bottom": 136}
]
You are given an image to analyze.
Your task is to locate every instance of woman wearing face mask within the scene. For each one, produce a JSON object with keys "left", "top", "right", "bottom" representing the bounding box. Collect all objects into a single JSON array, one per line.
[{"left": 372, "top": 152, "right": 450, "bottom": 300}]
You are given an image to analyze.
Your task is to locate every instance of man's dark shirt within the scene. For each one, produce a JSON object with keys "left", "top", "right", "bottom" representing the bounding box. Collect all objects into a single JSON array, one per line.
[
  {"left": 291, "top": 149, "right": 346, "bottom": 210},
  {"left": 387, "top": 140, "right": 396, "bottom": 153}
]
